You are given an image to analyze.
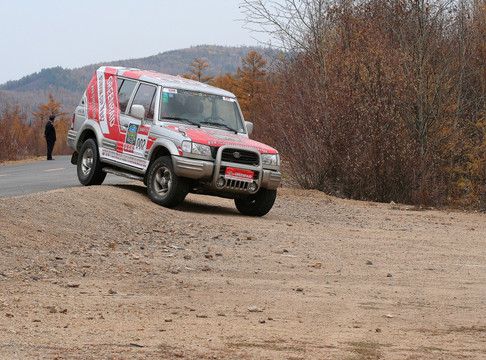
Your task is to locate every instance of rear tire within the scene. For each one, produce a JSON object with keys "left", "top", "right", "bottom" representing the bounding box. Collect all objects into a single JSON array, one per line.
[
  {"left": 235, "top": 188, "right": 277, "bottom": 217},
  {"left": 77, "top": 138, "right": 106, "bottom": 186},
  {"left": 146, "top": 156, "right": 188, "bottom": 208}
]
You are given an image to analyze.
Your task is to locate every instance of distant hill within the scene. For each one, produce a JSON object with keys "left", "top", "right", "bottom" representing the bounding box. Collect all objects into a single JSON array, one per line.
[{"left": 0, "top": 45, "right": 266, "bottom": 121}]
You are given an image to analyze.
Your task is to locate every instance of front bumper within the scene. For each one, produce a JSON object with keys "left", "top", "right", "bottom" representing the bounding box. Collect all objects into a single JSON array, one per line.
[
  {"left": 172, "top": 145, "right": 281, "bottom": 193},
  {"left": 261, "top": 169, "right": 282, "bottom": 190},
  {"left": 172, "top": 156, "right": 214, "bottom": 179}
]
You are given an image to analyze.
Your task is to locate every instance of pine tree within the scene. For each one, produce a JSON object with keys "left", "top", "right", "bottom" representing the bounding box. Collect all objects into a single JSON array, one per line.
[
  {"left": 183, "top": 58, "right": 215, "bottom": 83},
  {"left": 32, "top": 93, "right": 69, "bottom": 156},
  {"left": 236, "top": 51, "right": 267, "bottom": 121}
]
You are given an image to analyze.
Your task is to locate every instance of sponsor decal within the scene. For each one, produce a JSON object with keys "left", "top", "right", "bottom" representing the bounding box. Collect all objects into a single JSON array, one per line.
[
  {"left": 100, "top": 147, "right": 149, "bottom": 170},
  {"left": 162, "top": 88, "right": 177, "bottom": 103},
  {"left": 163, "top": 88, "right": 178, "bottom": 93},
  {"left": 120, "top": 123, "right": 150, "bottom": 157},
  {"left": 86, "top": 67, "right": 120, "bottom": 136},
  {"left": 106, "top": 76, "right": 117, "bottom": 128},
  {"left": 97, "top": 71, "right": 108, "bottom": 133},
  {"left": 87, "top": 79, "right": 98, "bottom": 122},
  {"left": 126, "top": 123, "right": 139, "bottom": 146},
  {"left": 138, "top": 126, "right": 150, "bottom": 136},
  {"left": 223, "top": 96, "right": 235, "bottom": 102},
  {"left": 123, "top": 143, "right": 135, "bottom": 153},
  {"left": 162, "top": 93, "right": 169, "bottom": 103},
  {"left": 225, "top": 167, "right": 254, "bottom": 183}
]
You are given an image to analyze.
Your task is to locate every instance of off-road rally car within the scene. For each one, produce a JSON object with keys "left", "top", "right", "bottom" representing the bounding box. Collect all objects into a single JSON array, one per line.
[{"left": 67, "top": 66, "right": 281, "bottom": 216}]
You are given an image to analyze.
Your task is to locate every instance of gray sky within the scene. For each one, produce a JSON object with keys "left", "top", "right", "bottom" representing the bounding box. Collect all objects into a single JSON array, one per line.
[{"left": 0, "top": 0, "right": 269, "bottom": 84}]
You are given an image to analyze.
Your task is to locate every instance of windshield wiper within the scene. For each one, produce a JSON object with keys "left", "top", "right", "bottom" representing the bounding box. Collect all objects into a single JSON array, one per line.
[
  {"left": 161, "top": 116, "right": 200, "bottom": 127},
  {"left": 200, "top": 121, "right": 238, "bottom": 134}
]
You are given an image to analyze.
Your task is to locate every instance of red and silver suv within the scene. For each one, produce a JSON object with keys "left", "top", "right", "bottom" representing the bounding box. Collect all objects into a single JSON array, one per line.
[{"left": 67, "top": 66, "right": 281, "bottom": 216}]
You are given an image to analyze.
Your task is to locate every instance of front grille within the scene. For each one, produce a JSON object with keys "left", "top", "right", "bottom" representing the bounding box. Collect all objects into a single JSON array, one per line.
[
  {"left": 225, "top": 179, "right": 249, "bottom": 191},
  {"left": 221, "top": 148, "right": 259, "bottom": 166}
]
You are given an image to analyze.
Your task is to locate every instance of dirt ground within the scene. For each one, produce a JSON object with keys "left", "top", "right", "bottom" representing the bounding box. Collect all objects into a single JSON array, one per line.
[{"left": 0, "top": 183, "right": 485, "bottom": 359}]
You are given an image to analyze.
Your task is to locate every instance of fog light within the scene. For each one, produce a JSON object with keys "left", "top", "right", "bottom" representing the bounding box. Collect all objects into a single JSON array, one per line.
[
  {"left": 216, "top": 177, "right": 226, "bottom": 188},
  {"left": 248, "top": 182, "right": 258, "bottom": 192}
]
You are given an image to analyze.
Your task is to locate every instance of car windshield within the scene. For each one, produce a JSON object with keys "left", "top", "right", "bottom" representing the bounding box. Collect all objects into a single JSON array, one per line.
[{"left": 159, "top": 89, "right": 244, "bottom": 132}]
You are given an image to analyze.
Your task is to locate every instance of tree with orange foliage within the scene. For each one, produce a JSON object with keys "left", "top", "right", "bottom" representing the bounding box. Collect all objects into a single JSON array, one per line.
[
  {"left": 32, "top": 93, "right": 70, "bottom": 157},
  {"left": 32, "top": 93, "right": 67, "bottom": 123},
  {"left": 183, "top": 58, "right": 215, "bottom": 83},
  {"left": 212, "top": 72, "right": 239, "bottom": 96},
  {"left": 0, "top": 105, "right": 29, "bottom": 162},
  {"left": 0, "top": 94, "right": 72, "bottom": 162},
  {"left": 236, "top": 51, "right": 267, "bottom": 122}
]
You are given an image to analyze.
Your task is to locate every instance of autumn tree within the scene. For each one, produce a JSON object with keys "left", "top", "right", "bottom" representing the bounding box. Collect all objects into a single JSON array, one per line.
[
  {"left": 241, "top": 0, "right": 486, "bottom": 208},
  {"left": 212, "top": 72, "right": 239, "bottom": 95},
  {"left": 0, "top": 105, "right": 30, "bottom": 162},
  {"left": 444, "top": 0, "right": 486, "bottom": 209},
  {"left": 32, "top": 93, "right": 67, "bottom": 122},
  {"left": 183, "top": 58, "right": 215, "bottom": 83},
  {"left": 32, "top": 93, "right": 70, "bottom": 157},
  {"left": 205, "top": 51, "right": 270, "bottom": 138},
  {"left": 0, "top": 94, "right": 73, "bottom": 162},
  {"left": 236, "top": 51, "right": 267, "bottom": 122}
]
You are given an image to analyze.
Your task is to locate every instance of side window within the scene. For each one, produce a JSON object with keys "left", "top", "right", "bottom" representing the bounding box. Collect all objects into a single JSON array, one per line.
[
  {"left": 131, "top": 83, "right": 156, "bottom": 120},
  {"left": 118, "top": 79, "right": 137, "bottom": 113}
]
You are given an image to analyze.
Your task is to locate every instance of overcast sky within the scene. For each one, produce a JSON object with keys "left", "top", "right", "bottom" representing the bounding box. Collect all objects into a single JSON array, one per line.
[{"left": 0, "top": 0, "right": 271, "bottom": 84}]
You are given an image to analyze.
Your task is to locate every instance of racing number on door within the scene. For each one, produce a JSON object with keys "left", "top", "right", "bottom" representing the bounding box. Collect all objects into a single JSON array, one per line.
[
  {"left": 133, "top": 125, "right": 150, "bottom": 156},
  {"left": 136, "top": 137, "right": 147, "bottom": 151}
]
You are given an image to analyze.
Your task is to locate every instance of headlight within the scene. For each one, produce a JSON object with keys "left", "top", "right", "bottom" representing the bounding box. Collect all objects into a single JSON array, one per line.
[
  {"left": 181, "top": 141, "right": 211, "bottom": 157},
  {"left": 181, "top": 141, "right": 192, "bottom": 153},
  {"left": 262, "top": 153, "right": 279, "bottom": 166},
  {"left": 192, "top": 142, "right": 211, "bottom": 156}
]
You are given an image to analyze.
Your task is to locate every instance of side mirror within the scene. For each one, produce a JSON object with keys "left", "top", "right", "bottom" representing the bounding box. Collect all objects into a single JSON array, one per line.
[
  {"left": 245, "top": 121, "right": 253, "bottom": 136},
  {"left": 130, "top": 104, "right": 145, "bottom": 120}
]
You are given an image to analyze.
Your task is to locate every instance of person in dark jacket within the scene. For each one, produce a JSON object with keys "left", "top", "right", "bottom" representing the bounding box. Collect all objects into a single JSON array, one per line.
[{"left": 44, "top": 115, "right": 56, "bottom": 160}]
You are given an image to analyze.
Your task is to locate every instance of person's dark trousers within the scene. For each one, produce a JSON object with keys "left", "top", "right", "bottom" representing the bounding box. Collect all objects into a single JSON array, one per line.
[{"left": 47, "top": 140, "right": 55, "bottom": 160}]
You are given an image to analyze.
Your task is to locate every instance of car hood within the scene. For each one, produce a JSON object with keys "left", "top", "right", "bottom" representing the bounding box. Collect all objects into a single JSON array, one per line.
[{"left": 167, "top": 126, "right": 278, "bottom": 154}]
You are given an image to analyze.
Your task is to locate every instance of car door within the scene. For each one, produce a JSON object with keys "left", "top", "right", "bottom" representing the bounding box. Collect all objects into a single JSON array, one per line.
[{"left": 121, "top": 82, "right": 157, "bottom": 159}]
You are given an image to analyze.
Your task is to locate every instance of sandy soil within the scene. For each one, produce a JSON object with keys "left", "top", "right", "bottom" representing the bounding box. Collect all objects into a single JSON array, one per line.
[{"left": 0, "top": 184, "right": 485, "bottom": 359}]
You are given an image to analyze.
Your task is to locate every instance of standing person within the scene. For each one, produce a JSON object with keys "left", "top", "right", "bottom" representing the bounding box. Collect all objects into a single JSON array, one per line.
[{"left": 44, "top": 115, "right": 56, "bottom": 160}]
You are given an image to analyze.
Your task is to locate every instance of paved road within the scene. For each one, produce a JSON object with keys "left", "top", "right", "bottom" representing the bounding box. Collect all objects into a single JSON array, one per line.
[{"left": 0, "top": 156, "right": 136, "bottom": 198}]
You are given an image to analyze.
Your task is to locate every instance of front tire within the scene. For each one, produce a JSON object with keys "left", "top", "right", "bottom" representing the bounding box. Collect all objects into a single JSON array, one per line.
[
  {"left": 235, "top": 188, "right": 277, "bottom": 216},
  {"left": 77, "top": 138, "right": 106, "bottom": 186},
  {"left": 146, "top": 156, "right": 188, "bottom": 208}
]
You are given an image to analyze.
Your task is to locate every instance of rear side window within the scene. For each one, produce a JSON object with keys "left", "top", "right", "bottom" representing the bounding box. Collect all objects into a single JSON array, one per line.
[
  {"left": 118, "top": 79, "right": 137, "bottom": 113},
  {"left": 131, "top": 83, "right": 156, "bottom": 120}
]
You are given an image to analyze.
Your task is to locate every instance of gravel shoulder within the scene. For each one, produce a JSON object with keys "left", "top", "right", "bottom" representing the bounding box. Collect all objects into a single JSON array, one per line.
[{"left": 1, "top": 184, "right": 485, "bottom": 359}]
